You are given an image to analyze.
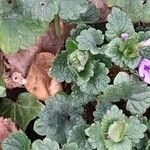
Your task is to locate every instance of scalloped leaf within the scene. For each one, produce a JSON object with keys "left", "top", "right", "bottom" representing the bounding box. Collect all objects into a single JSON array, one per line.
[
  {"left": 105, "top": 38, "right": 124, "bottom": 68},
  {"left": 32, "top": 138, "right": 60, "bottom": 150},
  {"left": 69, "top": 50, "right": 89, "bottom": 72},
  {"left": 77, "top": 61, "right": 95, "bottom": 81},
  {"left": 85, "top": 122, "right": 106, "bottom": 150},
  {"left": 62, "top": 142, "right": 84, "bottom": 150},
  {"left": 65, "top": 38, "right": 78, "bottom": 52},
  {"left": 86, "top": 105, "right": 147, "bottom": 150},
  {"left": 100, "top": 72, "right": 150, "bottom": 115},
  {"left": 104, "top": 0, "right": 150, "bottom": 23},
  {"left": 50, "top": 51, "right": 76, "bottom": 83},
  {"left": 93, "top": 102, "right": 113, "bottom": 122},
  {"left": 0, "top": 93, "right": 43, "bottom": 130},
  {"left": 71, "top": 85, "right": 96, "bottom": 106},
  {"left": 72, "top": 3, "right": 100, "bottom": 24},
  {"left": 77, "top": 62, "right": 110, "bottom": 95},
  {"left": 2, "top": 132, "right": 31, "bottom": 150},
  {"left": 105, "top": 36, "right": 141, "bottom": 69},
  {"left": 67, "top": 123, "right": 89, "bottom": 148},
  {"left": 106, "top": 7, "right": 135, "bottom": 40},
  {"left": 126, "top": 116, "right": 147, "bottom": 144},
  {"left": 34, "top": 92, "right": 84, "bottom": 144},
  {"left": 76, "top": 28, "right": 104, "bottom": 55}
]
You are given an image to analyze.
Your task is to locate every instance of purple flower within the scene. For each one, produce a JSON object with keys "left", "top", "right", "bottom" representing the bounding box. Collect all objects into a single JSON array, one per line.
[
  {"left": 143, "top": 38, "right": 150, "bottom": 47},
  {"left": 121, "top": 33, "right": 129, "bottom": 41},
  {"left": 138, "top": 59, "right": 150, "bottom": 84}
]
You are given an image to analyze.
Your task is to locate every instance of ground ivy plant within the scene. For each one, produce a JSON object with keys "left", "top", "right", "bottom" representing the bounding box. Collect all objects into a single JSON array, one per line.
[{"left": 0, "top": 2, "right": 150, "bottom": 150}]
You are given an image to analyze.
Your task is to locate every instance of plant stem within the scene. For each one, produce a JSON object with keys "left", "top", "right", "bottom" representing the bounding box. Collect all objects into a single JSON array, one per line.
[{"left": 54, "top": 14, "right": 61, "bottom": 38}]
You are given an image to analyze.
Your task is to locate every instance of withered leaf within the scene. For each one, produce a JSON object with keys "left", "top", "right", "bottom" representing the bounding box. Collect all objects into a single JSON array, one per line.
[{"left": 25, "top": 52, "right": 62, "bottom": 101}]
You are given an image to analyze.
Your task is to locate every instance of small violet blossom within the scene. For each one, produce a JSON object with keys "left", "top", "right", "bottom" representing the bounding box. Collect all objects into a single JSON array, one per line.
[
  {"left": 121, "top": 33, "right": 129, "bottom": 41},
  {"left": 138, "top": 59, "right": 150, "bottom": 84},
  {"left": 143, "top": 38, "right": 150, "bottom": 47}
]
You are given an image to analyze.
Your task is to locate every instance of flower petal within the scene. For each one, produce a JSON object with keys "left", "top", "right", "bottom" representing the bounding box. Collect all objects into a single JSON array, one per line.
[
  {"left": 143, "top": 38, "right": 150, "bottom": 47},
  {"left": 144, "top": 71, "right": 150, "bottom": 84},
  {"left": 121, "top": 33, "right": 129, "bottom": 41}
]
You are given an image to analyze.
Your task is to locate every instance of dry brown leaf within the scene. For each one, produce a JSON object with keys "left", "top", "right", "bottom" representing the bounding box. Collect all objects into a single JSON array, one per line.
[
  {"left": 37, "top": 22, "right": 74, "bottom": 54},
  {"left": 3, "top": 23, "right": 73, "bottom": 89},
  {"left": 3, "top": 46, "right": 41, "bottom": 89},
  {"left": 25, "top": 52, "right": 62, "bottom": 101}
]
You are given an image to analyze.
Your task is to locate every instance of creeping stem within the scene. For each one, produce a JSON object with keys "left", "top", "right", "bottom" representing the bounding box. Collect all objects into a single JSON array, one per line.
[{"left": 54, "top": 14, "right": 62, "bottom": 38}]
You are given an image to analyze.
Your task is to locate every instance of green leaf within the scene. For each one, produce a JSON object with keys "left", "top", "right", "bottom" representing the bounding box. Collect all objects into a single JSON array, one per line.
[
  {"left": 71, "top": 85, "right": 96, "bottom": 106},
  {"left": 72, "top": 3, "right": 100, "bottom": 24},
  {"left": 85, "top": 122, "right": 106, "bottom": 150},
  {"left": 104, "top": 107, "right": 147, "bottom": 150},
  {"left": 70, "top": 24, "right": 90, "bottom": 40},
  {"left": 86, "top": 105, "right": 147, "bottom": 150},
  {"left": 0, "top": 75, "right": 6, "bottom": 98},
  {"left": 113, "top": 72, "right": 130, "bottom": 85},
  {"left": 34, "top": 92, "right": 84, "bottom": 144},
  {"left": 2, "top": 132, "right": 30, "bottom": 150},
  {"left": 140, "top": 47, "right": 150, "bottom": 59},
  {"left": 100, "top": 72, "right": 150, "bottom": 115},
  {"left": 105, "top": 137, "right": 132, "bottom": 150},
  {"left": 126, "top": 116, "right": 147, "bottom": 144},
  {"left": 105, "top": 38, "right": 124, "bottom": 67},
  {"left": 77, "top": 61, "right": 94, "bottom": 81},
  {"left": 77, "top": 62, "right": 110, "bottom": 95},
  {"left": 108, "top": 121, "right": 128, "bottom": 142},
  {"left": 101, "top": 105, "right": 126, "bottom": 134},
  {"left": 19, "top": 0, "right": 58, "bottom": 22},
  {"left": 146, "top": 139, "right": 150, "bottom": 150},
  {"left": 143, "top": 1, "right": 150, "bottom": 23},
  {"left": 106, "top": 7, "right": 135, "bottom": 40},
  {"left": 32, "top": 138, "right": 60, "bottom": 150},
  {"left": 0, "top": 93, "right": 43, "bottom": 130},
  {"left": 93, "top": 102, "right": 113, "bottom": 122},
  {"left": 69, "top": 50, "right": 89, "bottom": 72},
  {"left": 105, "top": 37, "right": 141, "bottom": 69},
  {"left": 62, "top": 142, "right": 84, "bottom": 150},
  {"left": 0, "top": 0, "right": 16, "bottom": 14},
  {"left": 20, "top": 0, "right": 89, "bottom": 21},
  {"left": 58, "top": 0, "right": 89, "bottom": 20},
  {"left": 50, "top": 51, "right": 76, "bottom": 83},
  {"left": 65, "top": 38, "right": 78, "bottom": 52},
  {"left": 67, "top": 123, "right": 89, "bottom": 148},
  {"left": 104, "top": 0, "right": 150, "bottom": 23},
  {"left": 0, "top": 11, "right": 48, "bottom": 54},
  {"left": 94, "top": 53, "right": 112, "bottom": 69},
  {"left": 76, "top": 28, "right": 104, "bottom": 54},
  {"left": 104, "top": 0, "right": 143, "bottom": 22}
]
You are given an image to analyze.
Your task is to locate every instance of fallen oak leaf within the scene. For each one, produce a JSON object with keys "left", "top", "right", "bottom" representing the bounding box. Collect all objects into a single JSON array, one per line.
[{"left": 25, "top": 52, "right": 62, "bottom": 101}]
